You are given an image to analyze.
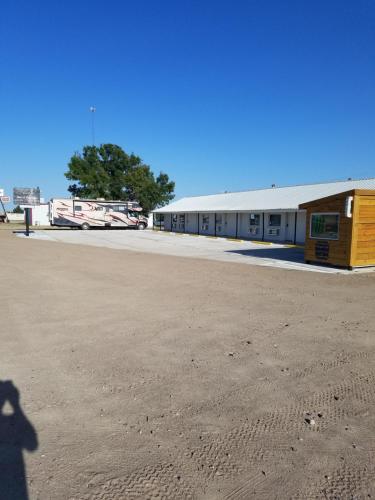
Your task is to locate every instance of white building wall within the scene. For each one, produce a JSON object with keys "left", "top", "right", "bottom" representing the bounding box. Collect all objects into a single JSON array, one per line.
[
  {"left": 225, "top": 213, "right": 237, "bottom": 237},
  {"left": 238, "top": 212, "right": 263, "bottom": 240},
  {"left": 199, "top": 213, "right": 215, "bottom": 236},
  {"left": 296, "top": 211, "right": 306, "bottom": 244},
  {"left": 31, "top": 204, "right": 50, "bottom": 226},
  {"left": 156, "top": 209, "right": 308, "bottom": 243},
  {"left": 162, "top": 213, "right": 172, "bottom": 231},
  {"left": 186, "top": 213, "right": 198, "bottom": 233},
  {"left": 215, "top": 212, "right": 237, "bottom": 237}
]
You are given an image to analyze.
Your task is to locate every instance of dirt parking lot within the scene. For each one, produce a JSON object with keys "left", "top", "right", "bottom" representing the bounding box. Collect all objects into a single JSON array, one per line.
[{"left": 1, "top": 229, "right": 375, "bottom": 499}]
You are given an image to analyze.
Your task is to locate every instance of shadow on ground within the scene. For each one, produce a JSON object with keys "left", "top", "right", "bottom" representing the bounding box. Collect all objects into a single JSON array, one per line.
[
  {"left": 226, "top": 246, "right": 305, "bottom": 263},
  {"left": 0, "top": 381, "right": 38, "bottom": 500}
]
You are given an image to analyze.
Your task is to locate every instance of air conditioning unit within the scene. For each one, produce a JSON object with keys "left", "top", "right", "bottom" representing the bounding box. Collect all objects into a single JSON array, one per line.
[
  {"left": 216, "top": 225, "right": 222, "bottom": 232},
  {"left": 201, "top": 224, "right": 209, "bottom": 231},
  {"left": 268, "top": 228, "right": 280, "bottom": 236},
  {"left": 249, "top": 227, "right": 259, "bottom": 235}
]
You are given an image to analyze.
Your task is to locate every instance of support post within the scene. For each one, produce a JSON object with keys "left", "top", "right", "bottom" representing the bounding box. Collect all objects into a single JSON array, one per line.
[
  {"left": 25, "top": 207, "right": 31, "bottom": 236},
  {"left": 235, "top": 213, "right": 239, "bottom": 239},
  {"left": 214, "top": 213, "right": 217, "bottom": 237},
  {"left": 262, "top": 212, "right": 265, "bottom": 241},
  {"left": 294, "top": 211, "right": 297, "bottom": 244}
]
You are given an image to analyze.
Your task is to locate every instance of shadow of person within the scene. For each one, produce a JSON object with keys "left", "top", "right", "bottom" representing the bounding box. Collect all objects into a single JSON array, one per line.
[{"left": 0, "top": 381, "right": 38, "bottom": 500}]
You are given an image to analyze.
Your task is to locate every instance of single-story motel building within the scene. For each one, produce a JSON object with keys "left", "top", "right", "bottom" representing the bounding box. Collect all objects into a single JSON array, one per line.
[{"left": 153, "top": 178, "right": 375, "bottom": 245}]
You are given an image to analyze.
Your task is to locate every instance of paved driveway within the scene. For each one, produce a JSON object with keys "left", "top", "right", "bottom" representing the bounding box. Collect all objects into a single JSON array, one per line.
[{"left": 17, "top": 229, "right": 370, "bottom": 274}]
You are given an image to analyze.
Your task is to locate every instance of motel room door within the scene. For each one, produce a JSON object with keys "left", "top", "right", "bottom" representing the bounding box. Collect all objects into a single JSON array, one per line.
[{"left": 216, "top": 213, "right": 236, "bottom": 237}]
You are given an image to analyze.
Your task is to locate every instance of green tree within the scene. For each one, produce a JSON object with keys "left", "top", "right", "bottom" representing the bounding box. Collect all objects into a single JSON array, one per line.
[
  {"left": 12, "top": 205, "right": 24, "bottom": 214},
  {"left": 65, "top": 144, "right": 175, "bottom": 214}
]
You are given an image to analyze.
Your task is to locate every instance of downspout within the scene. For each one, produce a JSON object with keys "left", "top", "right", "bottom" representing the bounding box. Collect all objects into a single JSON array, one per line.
[{"left": 262, "top": 212, "right": 265, "bottom": 241}]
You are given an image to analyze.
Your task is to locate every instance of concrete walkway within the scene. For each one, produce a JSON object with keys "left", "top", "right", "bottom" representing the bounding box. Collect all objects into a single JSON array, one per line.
[{"left": 16, "top": 229, "right": 373, "bottom": 274}]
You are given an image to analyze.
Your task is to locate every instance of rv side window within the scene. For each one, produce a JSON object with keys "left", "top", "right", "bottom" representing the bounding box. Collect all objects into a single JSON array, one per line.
[
  {"left": 95, "top": 206, "right": 104, "bottom": 211},
  {"left": 75, "top": 205, "right": 82, "bottom": 212},
  {"left": 128, "top": 210, "right": 139, "bottom": 218},
  {"left": 117, "top": 206, "right": 126, "bottom": 212},
  {"left": 269, "top": 214, "right": 281, "bottom": 226}
]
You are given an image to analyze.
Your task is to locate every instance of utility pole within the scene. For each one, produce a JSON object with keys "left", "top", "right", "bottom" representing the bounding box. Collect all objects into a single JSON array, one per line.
[{"left": 89, "top": 106, "right": 96, "bottom": 145}]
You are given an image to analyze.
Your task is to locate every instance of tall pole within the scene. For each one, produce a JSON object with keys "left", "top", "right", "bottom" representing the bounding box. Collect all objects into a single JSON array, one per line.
[{"left": 89, "top": 106, "right": 96, "bottom": 145}]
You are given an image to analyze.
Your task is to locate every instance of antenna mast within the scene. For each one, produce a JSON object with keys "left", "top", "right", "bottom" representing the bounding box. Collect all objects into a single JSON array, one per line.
[{"left": 89, "top": 106, "right": 96, "bottom": 145}]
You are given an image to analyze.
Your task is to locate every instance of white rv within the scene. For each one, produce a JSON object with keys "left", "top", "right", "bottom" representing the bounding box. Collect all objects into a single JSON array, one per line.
[{"left": 50, "top": 198, "right": 148, "bottom": 230}]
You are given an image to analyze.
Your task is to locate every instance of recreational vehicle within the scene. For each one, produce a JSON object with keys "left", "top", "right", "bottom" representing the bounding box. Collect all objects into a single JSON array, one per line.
[{"left": 50, "top": 198, "right": 148, "bottom": 230}]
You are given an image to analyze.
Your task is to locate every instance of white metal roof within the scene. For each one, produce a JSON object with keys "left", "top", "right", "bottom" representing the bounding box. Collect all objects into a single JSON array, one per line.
[{"left": 154, "top": 178, "right": 375, "bottom": 213}]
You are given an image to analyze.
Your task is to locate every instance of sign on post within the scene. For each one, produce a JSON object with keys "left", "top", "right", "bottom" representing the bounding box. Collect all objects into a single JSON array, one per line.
[
  {"left": 13, "top": 187, "right": 40, "bottom": 205},
  {"left": 0, "top": 196, "right": 10, "bottom": 203}
]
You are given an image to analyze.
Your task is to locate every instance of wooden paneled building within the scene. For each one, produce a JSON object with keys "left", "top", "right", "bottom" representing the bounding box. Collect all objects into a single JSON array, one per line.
[{"left": 300, "top": 189, "right": 375, "bottom": 269}]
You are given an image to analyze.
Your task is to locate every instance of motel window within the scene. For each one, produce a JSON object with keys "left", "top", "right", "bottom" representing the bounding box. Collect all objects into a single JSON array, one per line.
[
  {"left": 216, "top": 214, "right": 222, "bottom": 224},
  {"left": 249, "top": 213, "right": 260, "bottom": 226},
  {"left": 179, "top": 214, "right": 185, "bottom": 223},
  {"left": 310, "top": 213, "right": 339, "bottom": 240},
  {"left": 172, "top": 214, "right": 177, "bottom": 223},
  {"left": 202, "top": 215, "right": 209, "bottom": 224},
  {"left": 269, "top": 214, "right": 281, "bottom": 227},
  {"left": 75, "top": 205, "right": 82, "bottom": 212}
]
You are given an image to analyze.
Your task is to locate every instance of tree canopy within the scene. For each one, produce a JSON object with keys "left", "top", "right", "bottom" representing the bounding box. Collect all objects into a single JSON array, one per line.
[{"left": 65, "top": 144, "right": 175, "bottom": 214}]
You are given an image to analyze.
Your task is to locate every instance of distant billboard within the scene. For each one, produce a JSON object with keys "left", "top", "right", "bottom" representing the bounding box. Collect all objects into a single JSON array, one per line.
[{"left": 13, "top": 187, "right": 41, "bottom": 205}]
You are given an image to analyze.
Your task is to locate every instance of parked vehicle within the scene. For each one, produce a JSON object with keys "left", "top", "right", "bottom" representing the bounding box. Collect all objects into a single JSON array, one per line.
[{"left": 49, "top": 198, "right": 148, "bottom": 230}]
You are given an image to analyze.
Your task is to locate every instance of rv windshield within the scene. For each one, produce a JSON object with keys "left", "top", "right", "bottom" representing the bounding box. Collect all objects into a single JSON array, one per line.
[{"left": 128, "top": 210, "right": 139, "bottom": 218}]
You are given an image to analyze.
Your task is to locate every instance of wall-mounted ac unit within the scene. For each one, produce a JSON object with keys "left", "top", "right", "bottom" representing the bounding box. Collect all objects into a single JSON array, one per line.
[
  {"left": 249, "top": 227, "right": 259, "bottom": 235},
  {"left": 201, "top": 224, "right": 209, "bottom": 231},
  {"left": 216, "top": 225, "right": 222, "bottom": 232},
  {"left": 268, "top": 228, "right": 280, "bottom": 236}
]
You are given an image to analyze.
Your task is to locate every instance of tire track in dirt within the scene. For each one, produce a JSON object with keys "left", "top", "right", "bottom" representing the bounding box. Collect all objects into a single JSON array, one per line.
[
  {"left": 77, "top": 369, "right": 375, "bottom": 499},
  {"left": 165, "top": 350, "right": 372, "bottom": 423},
  {"left": 291, "top": 454, "right": 375, "bottom": 499}
]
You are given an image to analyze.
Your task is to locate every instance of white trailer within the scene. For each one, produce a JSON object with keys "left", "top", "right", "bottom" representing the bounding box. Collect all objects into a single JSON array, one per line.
[{"left": 50, "top": 198, "right": 148, "bottom": 230}]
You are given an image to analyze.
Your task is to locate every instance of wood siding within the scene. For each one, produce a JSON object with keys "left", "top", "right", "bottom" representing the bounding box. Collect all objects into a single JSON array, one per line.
[
  {"left": 301, "top": 190, "right": 375, "bottom": 268},
  {"left": 351, "top": 194, "right": 375, "bottom": 266},
  {"left": 302, "top": 193, "right": 353, "bottom": 267}
]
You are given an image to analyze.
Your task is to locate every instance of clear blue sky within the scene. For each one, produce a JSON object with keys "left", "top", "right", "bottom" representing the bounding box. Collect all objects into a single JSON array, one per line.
[{"left": 1, "top": 0, "right": 374, "bottom": 203}]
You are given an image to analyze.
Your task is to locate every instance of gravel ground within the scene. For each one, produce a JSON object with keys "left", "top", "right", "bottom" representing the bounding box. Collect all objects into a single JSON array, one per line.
[{"left": 1, "top": 229, "right": 375, "bottom": 499}]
